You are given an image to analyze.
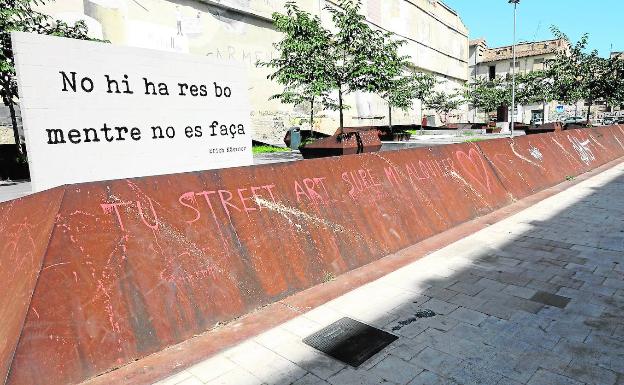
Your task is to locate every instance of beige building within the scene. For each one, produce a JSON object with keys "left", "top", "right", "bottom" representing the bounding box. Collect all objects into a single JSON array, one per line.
[
  {"left": 30, "top": 0, "right": 469, "bottom": 142},
  {"left": 469, "top": 38, "right": 572, "bottom": 125}
]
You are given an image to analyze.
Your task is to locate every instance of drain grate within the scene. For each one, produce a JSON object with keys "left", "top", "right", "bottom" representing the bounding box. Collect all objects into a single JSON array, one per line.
[{"left": 303, "top": 317, "right": 398, "bottom": 367}]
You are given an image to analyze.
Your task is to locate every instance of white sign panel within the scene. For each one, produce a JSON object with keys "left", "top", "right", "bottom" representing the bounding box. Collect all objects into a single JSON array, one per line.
[{"left": 12, "top": 32, "right": 253, "bottom": 192}]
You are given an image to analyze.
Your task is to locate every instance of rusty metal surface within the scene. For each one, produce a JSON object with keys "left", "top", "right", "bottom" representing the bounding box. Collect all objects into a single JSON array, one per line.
[
  {"left": 300, "top": 129, "right": 382, "bottom": 159},
  {"left": 2, "top": 126, "right": 624, "bottom": 385},
  {"left": 0, "top": 188, "right": 64, "bottom": 385}
]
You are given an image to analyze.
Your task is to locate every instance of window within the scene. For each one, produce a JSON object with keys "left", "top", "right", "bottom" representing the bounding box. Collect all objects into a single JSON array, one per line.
[
  {"left": 489, "top": 65, "right": 496, "bottom": 80},
  {"left": 533, "top": 58, "right": 545, "bottom": 71}
]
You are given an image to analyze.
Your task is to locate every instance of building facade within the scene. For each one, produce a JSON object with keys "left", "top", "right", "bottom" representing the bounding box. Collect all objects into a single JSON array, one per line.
[
  {"left": 26, "top": 0, "right": 469, "bottom": 143},
  {"left": 469, "top": 38, "right": 571, "bottom": 125}
]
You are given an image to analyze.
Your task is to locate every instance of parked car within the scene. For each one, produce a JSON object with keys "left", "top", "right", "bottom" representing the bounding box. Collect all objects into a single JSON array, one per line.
[
  {"left": 564, "top": 116, "right": 586, "bottom": 124},
  {"left": 602, "top": 116, "right": 617, "bottom": 125},
  {"left": 530, "top": 118, "right": 543, "bottom": 126}
]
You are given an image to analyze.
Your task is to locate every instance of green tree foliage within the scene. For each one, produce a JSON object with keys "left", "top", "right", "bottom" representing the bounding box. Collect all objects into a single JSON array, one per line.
[
  {"left": 359, "top": 30, "right": 436, "bottom": 130},
  {"left": 463, "top": 76, "right": 510, "bottom": 121},
  {"left": 257, "top": 2, "right": 336, "bottom": 136},
  {"left": 548, "top": 27, "right": 624, "bottom": 122},
  {"left": 425, "top": 90, "right": 462, "bottom": 125},
  {"left": 1, "top": 0, "right": 93, "bottom": 153},
  {"left": 325, "top": 0, "right": 388, "bottom": 132}
]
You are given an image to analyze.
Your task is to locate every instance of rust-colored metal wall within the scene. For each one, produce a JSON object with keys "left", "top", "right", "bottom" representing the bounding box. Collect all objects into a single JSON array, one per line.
[
  {"left": 0, "top": 188, "right": 64, "bottom": 385},
  {"left": 2, "top": 126, "right": 624, "bottom": 385}
]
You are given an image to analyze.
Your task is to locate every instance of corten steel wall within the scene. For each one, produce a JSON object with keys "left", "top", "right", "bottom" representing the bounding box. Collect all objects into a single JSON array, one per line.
[
  {"left": 2, "top": 126, "right": 624, "bottom": 385},
  {"left": 0, "top": 188, "right": 64, "bottom": 385}
]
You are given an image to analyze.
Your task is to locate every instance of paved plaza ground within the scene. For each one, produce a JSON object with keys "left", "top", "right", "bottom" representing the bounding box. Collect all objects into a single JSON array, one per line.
[{"left": 154, "top": 161, "right": 624, "bottom": 385}]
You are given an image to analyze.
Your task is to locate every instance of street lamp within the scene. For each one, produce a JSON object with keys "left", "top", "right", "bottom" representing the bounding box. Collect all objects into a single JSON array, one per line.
[{"left": 509, "top": 0, "right": 519, "bottom": 137}]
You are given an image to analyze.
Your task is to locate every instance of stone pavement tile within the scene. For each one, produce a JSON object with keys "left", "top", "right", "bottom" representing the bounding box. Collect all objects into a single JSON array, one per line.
[
  {"left": 388, "top": 318, "right": 429, "bottom": 339},
  {"left": 367, "top": 355, "right": 423, "bottom": 384},
  {"left": 563, "top": 360, "right": 618, "bottom": 385},
  {"left": 547, "top": 318, "right": 592, "bottom": 342},
  {"left": 446, "top": 361, "right": 502, "bottom": 385},
  {"left": 448, "top": 292, "right": 488, "bottom": 310},
  {"left": 526, "top": 279, "right": 563, "bottom": 293},
  {"left": 292, "top": 373, "right": 330, "bottom": 385},
  {"left": 410, "top": 328, "right": 494, "bottom": 366},
  {"left": 580, "top": 282, "right": 617, "bottom": 297},
  {"left": 280, "top": 317, "right": 324, "bottom": 339},
  {"left": 485, "top": 350, "right": 540, "bottom": 384},
  {"left": 388, "top": 343, "right": 427, "bottom": 361},
  {"left": 411, "top": 347, "right": 502, "bottom": 385},
  {"left": 530, "top": 291, "right": 571, "bottom": 308},
  {"left": 526, "top": 368, "right": 584, "bottom": 385},
  {"left": 187, "top": 356, "right": 237, "bottom": 383},
  {"left": 497, "top": 377, "right": 524, "bottom": 385},
  {"left": 447, "top": 281, "right": 484, "bottom": 296},
  {"left": 407, "top": 370, "right": 457, "bottom": 385},
  {"left": 550, "top": 275, "right": 586, "bottom": 289},
  {"left": 503, "top": 284, "right": 537, "bottom": 299},
  {"left": 565, "top": 262, "right": 596, "bottom": 273},
  {"left": 327, "top": 368, "right": 387, "bottom": 385},
  {"left": 447, "top": 307, "right": 488, "bottom": 326},
  {"left": 583, "top": 312, "right": 623, "bottom": 337},
  {"left": 421, "top": 287, "right": 458, "bottom": 302},
  {"left": 269, "top": 339, "right": 346, "bottom": 380},
  {"left": 153, "top": 370, "right": 195, "bottom": 385},
  {"left": 420, "top": 299, "right": 459, "bottom": 315},
  {"left": 564, "top": 300, "right": 605, "bottom": 318},
  {"left": 302, "top": 306, "right": 344, "bottom": 327},
  {"left": 204, "top": 367, "right": 263, "bottom": 385},
  {"left": 409, "top": 346, "right": 462, "bottom": 378},
  {"left": 574, "top": 271, "right": 607, "bottom": 285},
  {"left": 508, "top": 310, "right": 556, "bottom": 330},
  {"left": 475, "top": 278, "right": 507, "bottom": 291},
  {"left": 226, "top": 341, "right": 307, "bottom": 384},
  {"left": 176, "top": 377, "right": 203, "bottom": 385},
  {"left": 476, "top": 300, "right": 516, "bottom": 320}
]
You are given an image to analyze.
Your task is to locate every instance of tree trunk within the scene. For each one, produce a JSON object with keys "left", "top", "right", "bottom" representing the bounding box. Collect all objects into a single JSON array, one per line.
[
  {"left": 586, "top": 100, "right": 592, "bottom": 124},
  {"left": 310, "top": 98, "right": 315, "bottom": 138},
  {"left": 338, "top": 87, "right": 344, "bottom": 133},
  {"left": 7, "top": 100, "right": 23, "bottom": 155},
  {"left": 388, "top": 103, "right": 393, "bottom": 133}
]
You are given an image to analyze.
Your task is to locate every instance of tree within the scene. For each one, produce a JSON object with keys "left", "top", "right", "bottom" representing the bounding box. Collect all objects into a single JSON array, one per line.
[
  {"left": 257, "top": 2, "right": 336, "bottom": 137},
  {"left": 425, "top": 91, "right": 462, "bottom": 125},
  {"left": 362, "top": 30, "right": 435, "bottom": 131},
  {"left": 463, "top": 76, "right": 510, "bottom": 122},
  {"left": 513, "top": 70, "right": 554, "bottom": 122},
  {"left": 580, "top": 52, "right": 623, "bottom": 123},
  {"left": 1, "top": 0, "right": 94, "bottom": 154},
  {"left": 325, "top": 0, "right": 388, "bottom": 132},
  {"left": 385, "top": 74, "right": 435, "bottom": 130}
]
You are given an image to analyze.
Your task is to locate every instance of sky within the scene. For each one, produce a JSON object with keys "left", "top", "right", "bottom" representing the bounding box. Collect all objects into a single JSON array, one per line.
[{"left": 443, "top": 0, "right": 622, "bottom": 57}]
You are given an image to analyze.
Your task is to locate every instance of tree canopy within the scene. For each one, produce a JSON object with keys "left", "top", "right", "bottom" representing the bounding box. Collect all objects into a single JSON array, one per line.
[{"left": 1, "top": 0, "right": 94, "bottom": 152}]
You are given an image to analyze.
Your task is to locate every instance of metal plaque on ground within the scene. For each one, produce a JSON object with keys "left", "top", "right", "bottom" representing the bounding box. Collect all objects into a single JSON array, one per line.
[{"left": 303, "top": 317, "right": 398, "bottom": 367}]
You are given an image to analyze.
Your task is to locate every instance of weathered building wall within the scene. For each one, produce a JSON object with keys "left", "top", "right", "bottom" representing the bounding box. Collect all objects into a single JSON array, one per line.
[{"left": 34, "top": 0, "right": 469, "bottom": 141}]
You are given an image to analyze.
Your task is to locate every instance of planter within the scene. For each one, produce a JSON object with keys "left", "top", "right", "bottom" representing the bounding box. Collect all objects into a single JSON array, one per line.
[
  {"left": 379, "top": 131, "right": 412, "bottom": 142},
  {"left": 299, "top": 128, "right": 382, "bottom": 159}
]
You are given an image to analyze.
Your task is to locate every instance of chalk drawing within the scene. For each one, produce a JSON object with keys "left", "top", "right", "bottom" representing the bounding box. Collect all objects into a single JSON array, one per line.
[
  {"left": 568, "top": 136, "right": 595, "bottom": 165},
  {"left": 529, "top": 146, "right": 543, "bottom": 161}
]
